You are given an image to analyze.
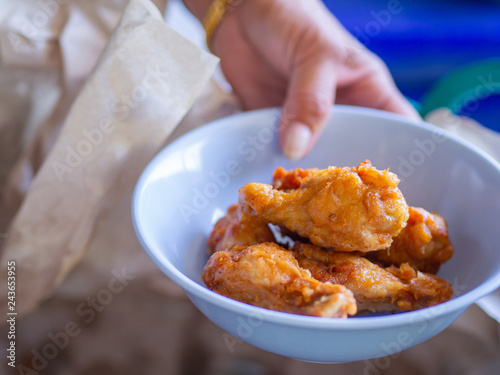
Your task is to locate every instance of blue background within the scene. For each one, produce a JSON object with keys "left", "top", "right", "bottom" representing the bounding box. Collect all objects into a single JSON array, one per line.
[{"left": 322, "top": 0, "right": 500, "bottom": 130}]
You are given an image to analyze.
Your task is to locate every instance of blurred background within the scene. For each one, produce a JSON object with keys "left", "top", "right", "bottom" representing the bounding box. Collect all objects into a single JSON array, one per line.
[
  {"left": 322, "top": 0, "right": 500, "bottom": 132},
  {"left": 323, "top": 0, "right": 499, "bottom": 97}
]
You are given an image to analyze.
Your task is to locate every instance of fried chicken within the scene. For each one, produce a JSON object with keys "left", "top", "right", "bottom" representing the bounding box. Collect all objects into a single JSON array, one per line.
[
  {"left": 208, "top": 204, "right": 275, "bottom": 253},
  {"left": 239, "top": 161, "right": 409, "bottom": 252},
  {"left": 294, "top": 242, "right": 453, "bottom": 313},
  {"left": 203, "top": 161, "right": 455, "bottom": 317},
  {"left": 272, "top": 167, "right": 318, "bottom": 190},
  {"left": 202, "top": 242, "right": 357, "bottom": 318},
  {"left": 367, "top": 207, "right": 454, "bottom": 274}
]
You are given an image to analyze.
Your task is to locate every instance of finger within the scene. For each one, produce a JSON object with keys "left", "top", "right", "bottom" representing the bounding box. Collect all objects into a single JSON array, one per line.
[
  {"left": 377, "top": 88, "right": 421, "bottom": 121},
  {"left": 365, "top": 61, "right": 421, "bottom": 120},
  {"left": 336, "top": 55, "right": 421, "bottom": 121},
  {"left": 372, "top": 60, "right": 421, "bottom": 120},
  {"left": 280, "top": 57, "right": 337, "bottom": 161},
  {"left": 214, "top": 13, "right": 286, "bottom": 110},
  {"left": 337, "top": 80, "right": 421, "bottom": 121}
]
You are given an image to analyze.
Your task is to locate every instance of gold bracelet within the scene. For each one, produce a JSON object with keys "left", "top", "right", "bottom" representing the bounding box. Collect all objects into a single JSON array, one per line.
[{"left": 203, "top": 0, "right": 234, "bottom": 50}]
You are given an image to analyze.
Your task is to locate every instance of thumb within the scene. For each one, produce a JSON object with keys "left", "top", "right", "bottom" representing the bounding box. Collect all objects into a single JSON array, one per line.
[{"left": 280, "top": 57, "right": 337, "bottom": 161}]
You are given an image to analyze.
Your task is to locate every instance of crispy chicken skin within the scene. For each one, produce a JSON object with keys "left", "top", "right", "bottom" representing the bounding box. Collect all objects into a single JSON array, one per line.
[
  {"left": 272, "top": 167, "right": 318, "bottom": 190},
  {"left": 239, "top": 161, "right": 410, "bottom": 252},
  {"left": 367, "top": 207, "right": 454, "bottom": 274},
  {"left": 208, "top": 204, "right": 275, "bottom": 253},
  {"left": 202, "top": 242, "right": 357, "bottom": 318},
  {"left": 294, "top": 242, "right": 453, "bottom": 313}
]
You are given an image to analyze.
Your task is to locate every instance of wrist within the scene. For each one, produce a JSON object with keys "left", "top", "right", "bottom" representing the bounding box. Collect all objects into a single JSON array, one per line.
[
  {"left": 182, "top": 0, "right": 215, "bottom": 22},
  {"left": 184, "top": 0, "right": 241, "bottom": 51}
]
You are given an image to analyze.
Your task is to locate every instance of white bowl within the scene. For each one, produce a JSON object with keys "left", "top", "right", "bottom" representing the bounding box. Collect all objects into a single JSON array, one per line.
[{"left": 132, "top": 106, "right": 500, "bottom": 363}]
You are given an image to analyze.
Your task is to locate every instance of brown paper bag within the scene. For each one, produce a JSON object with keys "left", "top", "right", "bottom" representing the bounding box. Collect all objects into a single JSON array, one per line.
[{"left": 0, "top": 0, "right": 218, "bottom": 317}]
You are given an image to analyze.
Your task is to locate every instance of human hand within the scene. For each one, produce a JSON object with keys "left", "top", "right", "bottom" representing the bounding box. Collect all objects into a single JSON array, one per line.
[{"left": 184, "top": 0, "right": 420, "bottom": 160}]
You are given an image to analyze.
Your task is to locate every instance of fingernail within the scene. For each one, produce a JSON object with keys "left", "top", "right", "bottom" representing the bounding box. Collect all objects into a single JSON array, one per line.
[{"left": 283, "top": 122, "right": 312, "bottom": 161}]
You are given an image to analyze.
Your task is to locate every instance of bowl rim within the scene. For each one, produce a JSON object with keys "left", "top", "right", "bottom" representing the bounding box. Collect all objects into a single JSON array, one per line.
[{"left": 132, "top": 105, "right": 500, "bottom": 330}]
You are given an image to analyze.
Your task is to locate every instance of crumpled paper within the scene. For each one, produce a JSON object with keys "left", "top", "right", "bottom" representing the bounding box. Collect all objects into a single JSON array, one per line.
[{"left": 0, "top": 0, "right": 218, "bottom": 317}]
